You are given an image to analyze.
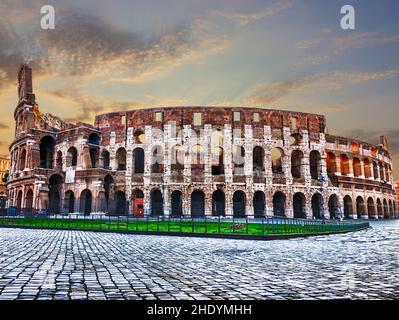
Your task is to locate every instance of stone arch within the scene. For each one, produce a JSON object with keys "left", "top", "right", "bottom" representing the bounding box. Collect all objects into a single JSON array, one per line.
[
  {"left": 363, "top": 158, "right": 372, "bottom": 178},
  {"left": 340, "top": 154, "right": 350, "bottom": 176},
  {"left": 343, "top": 195, "right": 353, "bottom": 218},
  {"left": 353, "top": 157, "right": 361, "bottom": 177},
  {"left": 132, "top": 147, "right": 144, "bottom": 173},
  {"left": 379, "top": 162, "right": 385, "bottom": 181},
  {"left": 191, "top": 190, "right": 205, "bottom": 217},
  {"left": 150, "top": 189, "right": 164, "bottom": 216},
  {"left": 328, "top": 194, "right": 339, "bottom": 219},
  {"left": 132, "top": 189, "right": 144, "bottom": 217},
  {"left": 56, "top": 150, "right": 63, "bottom": 170},
  {"left": 88, "top": 133, "right": 100, "bottom": 145},
  {"left": 134, "top": 130, "right": 146, "bottom": 144},
  {"left": 115, "top": 190, "right": 128, "bottom": 215},
  {"left": 80, "top": 189, "right": 92, "bottom": 215},
  {"left": 271, "top": 148, "right": 284, "bottom": 173},
  {"left": 293, "top": 192, "right": 306, "bottom": 219},
  {"left": 376, "top": 198, "right": 383, "bottom": 217},
  {"left": 49, "top": 174, "right": 63, "bottom": 214},
  {"left": 356, "top": 196, "right": 365, "bottom": 219},
  {"left": 253, "top": 191, "right": 266, "bottom": 218},
  {"left": 67, "top": 147, "right": 78, "bottom": 167},
  {"left": 116, "top": 147, "right": 127, "bottom": 171},
  {"left": 273, "top": 191, "right": 286, "bottom": 217},
  {"left": 40, "top": 136, "right": 55, "bottom": 169},
  {"left": 191, "top": 144, "right": 205, "bottom": 173},
  {"left": 389, "top": 199, "right": 393, "bottom": 216},
  {"left": 309, "top": 150, "right": 321, "bottom": 179},
  {"left": 151, "top": 145, "right": 163, "bottom": 173},
  {"left": 232, "top": 146, "right": 245, "bottom": 175},
  {"left": 64, "top": 190, "right": 75, "bottom": 214},
  {"left": 373, "top": 161, "right": 379, "bottom": 179},
  {"left": 19, "top": 149, "right": 26, "bottom": 171},
  {"left": 253, "top": 147, "right": 265, "bottom": 175},
  {"left": 16, "top": 190, "right": 23, "bottom": 212},
  {"left": 233, "top": 190, "right": 246, "bottom": 218},
  {"left": 288, "top": 133, "right": 302, "bottom": 146},
  {"left": 212, "top": 189, "right": 225, "bottom": 216},
  {"left": 367, "top": 197, "right": 375, "bottom": 219},
  {"left": 383, "top": 199, "right": 389, "bottom": 218},
  {"left": 212, "top": 146, "right": 224, "bottom": 175},
  {"left": 326, "top": 152, "right": 336, "bottom": 176},
  {"left": 89, "top": 148, "right": 99, "bottom": 168},
  {"left": 171, "top": 144, "right": 184, "bottom": 171},
  {"left": 101, "top": 149, "right": 110, "bottom": 169},
  {"left": 170, "top": 190, "right": 183, "bottom": 217},
  {"left": 311, "top": 193, "right": 323, "bottom": 219},
  {"left": 25, "top": 189, "right": 33, "bottom": 211},
  {"left": 104, "top": 174, "right": 114, "bottom": 213},
  {"left": 291, "top": 150, "right": 304, "bottom": 179}
]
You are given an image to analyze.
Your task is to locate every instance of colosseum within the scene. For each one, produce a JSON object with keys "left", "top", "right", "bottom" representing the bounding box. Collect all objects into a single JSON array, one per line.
[{"left": 7, "top": 65, "right": 397, "bottom": 219}]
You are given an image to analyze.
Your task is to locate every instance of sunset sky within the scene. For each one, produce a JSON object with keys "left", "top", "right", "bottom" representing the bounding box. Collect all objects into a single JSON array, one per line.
[{"left": 1, "top": 0, "right": 399, "bottom": 176}]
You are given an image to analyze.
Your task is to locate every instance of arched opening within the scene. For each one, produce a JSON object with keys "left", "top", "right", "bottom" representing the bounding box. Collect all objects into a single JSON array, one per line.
[
  {"left": 16, "top": 190, "right": 23, "bottom": 212},
  {"left": 311, "top": 193, "right": 323, "bottom": 219},
  {"left": 309, "top": 150, "right": 321, "bottom": 180},
  {"left": 351, "top": 141, "right": 360, "bottom": 153},
  {"left": 151, "top": 189, "right": 163, "bottom": 216},
  {"left": 49, "top": 174, "right": 63, "bottom": 214},
  {"left": 80, "top": 189, "right": 92, "bottom": 215},
  {"left": 191, "top": 144, "right": 205, "bottom": 174},
  {"left": 291, "top": 150, "right": 304, "bottom": 179},
  {"left": 134, "top": 130, "right": 146, "bottom": 144},
  {"left": 373, "top": 162, "right": 379, "bottom": 179},
  {"left": 288, "top": 133, "right": 302, "bottom": 146},
  {"left": 67, "top": 147, "right": 78, "bottom": 167},
  {"left": 232, "top": 146, "right": 245, "bottom": 175},
  {"left": 25, "top": 189, "right": 33, "bottom": 211},
  {"left": 88, "top": 133, "right": 100, "bottom": 145},
  {"left": 171, "top": 144, "right": 184, "bottom": 171},
  {"left": 19, "top": 149, "right": 26, "bottom": 171},
  {"left": 253, "top": 147, "right": 264, "bottom": 176},
  {"left": 211, "top": 129, "right": 224, "bottom": 146},
  {"left": 273, "top": 192, "right": 286, "bottom": 217},
  {"left": 353, "top": 157, "right": 361, "bottom": 177},
  {"left": 233, "top": 190, "right": 246, "bottom": 218},
  {"left": 89, "top": 148, "right": 99, "bottom": 168},
  {"left": 389, "top": 200, "right": 393, "bottom": 216},
  {"left": 379, "top": 162, "right": 385, "bottom": 181},
  {"left": 367, "top": 197, "right": 375, "bottom": 219},
  {"left": 133, "top": 148, "right": 144, "bottom": 173},
  {"left": 340, "top": 155, "right": 350, "bottom": 176},
  {"left": 212, "top": 190, "right": 225, "bottom": 216},
  {"left": 211, "top": 147, "right": 224, "bottom": 175},
  {"left": 383, "top": 199, "right": 389, "bottom": 218},
  {"left": 151, "top": 145, "right": 163, "bottom": 173},
  {"left": 363, "top": 159, "right": 372, "bottom": 178},
  {"left": 271, "top": 148, "right": 284, "bottom": 173},
  {"left": 326, "top": 152, "right": 336, "bottom": 176},
  {"left": 115, "top": 191, "right": 127, "bottom": 215},
  {"left": 101, "top": 150, "right": 110, "bottom": 169},
  {"left": 253, "top": 191, "right": 266, "bottom": 218},
  {"left": 377, "top": 199, "right": 383, "bottom": 217},
  {"left": 356, "top": 196, "right": 365, "bottom": 219},
  {"left": 343, "top": 195, "right": 353, "bottom": 219},
  {"left": 132, "top": 189, "right": 144, "bottom": 217},
  {"left": 64, "top": 190, "right": 75, "bottom": 214},
  {"left": 56, "top": 151, "right": 62, "bottom": 170},
  {"left": 328, "top": 194, "right": 339, "bottom": 219},
  {"left": 116, "top": 148, "right": 127, "bottom": 171},
  {"left": 170, "top": 190, "right": 183, "bottom": 217},
  {"left": 104, "top": 174, "right": 114, "bottom": 213},
  {"left": 293, "top": 193, "right": 306, "bottom": 219},
  {"left": 40, "top": 136, "right": 55, "bottom": 169},
  {"left": 191, "top": 190, "right": 205, "bottom": 217}
]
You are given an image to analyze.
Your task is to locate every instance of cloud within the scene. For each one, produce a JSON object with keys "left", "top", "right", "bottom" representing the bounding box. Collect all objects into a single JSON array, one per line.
[
  {"left": 242, "top": 69, "right": 399, "bottom": 105},
  {"left": 212, "top": 0, "right": 295, "bottom": 27}
]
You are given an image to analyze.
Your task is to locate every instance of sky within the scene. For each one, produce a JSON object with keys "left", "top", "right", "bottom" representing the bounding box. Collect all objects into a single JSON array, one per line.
[{"left": 0, "top": 0, "right": 399, "bottom": 177}]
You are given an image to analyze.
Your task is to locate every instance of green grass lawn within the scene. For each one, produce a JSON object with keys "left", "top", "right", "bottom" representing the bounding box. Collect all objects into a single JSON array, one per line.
[{"left": 0, "top": 216, "right": 366, "bottom": 236}]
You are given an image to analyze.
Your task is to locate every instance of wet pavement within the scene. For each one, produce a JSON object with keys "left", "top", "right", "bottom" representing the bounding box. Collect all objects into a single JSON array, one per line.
[{"left": 0, "top": 220, "right": 398, "bottom": 300}]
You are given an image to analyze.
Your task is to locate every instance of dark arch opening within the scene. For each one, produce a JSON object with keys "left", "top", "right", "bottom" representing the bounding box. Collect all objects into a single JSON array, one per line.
[
  {"left": 115, "top": 191, "right": 128, "bottom": 216},
  {"left": 151, "top": 189, "right": 164, "bottom": 216},
  {"left": 311, "top": 193, "right": 323, "bottom": 219},
  {"left": 233, "top": 190, "right": 246, "bottom": 218},
  {"left": 343, "top": 195, "right": 353, "bottom": 219},
  {"left": 171, "top": 190, "right": 183, "bottom": 217},
  {"left": 356, "top": 196, "right": 365, "bottom": 219},
  {"left": 16, "top": 190, "right": 23, "bottom": 212},
  {"left": 273, "top": 192, "right": 286, "bottom": 217},
  {"left": 67, "top": 147, "right": 78, "bottom": 167},
  {"left": 253, "top": 147, "right": 265, "bottom": 176},
  {"left": 293, "top": 193, "right": 306, "bottom": 219},
  {"left": 101, "top": 150, "right": 110, "bottom": 169},
  {"left": 49, "top": 174, "right": 63, "bottom": 214},
  {"left": 40, "top": 136, "right": 55, "bottom": 169},
  {"left": 88, "top": 133, "right": 100, "bottom": 145},
  {"left": 80, "top": 189, "right": 92, "bottom": 215},
  {"left": 116, "top": 148, "right": 127, "bottom": 171},
  {"left": 310, "top": 150, "right": 321, "bottom": 180},
  {"left": 367, "top": 197, "right": 375, "bottom": 219},
  {"left": 133, "top": 148, "right": 144, "bottom": 173},
  {"left": 253, "top": 191, "right": 265, "bottom": 218},
  {"left": 328, "top": 194, "right": 339, "bottom": 219},
  {"left": 25, "top": 189, "right": 33, "bottom": 212},
  {"left": 212, "top": 190, "right": 225, "bottom": 216},
  {"left": 191, "top": 190, "right": 205, "bottom": 217},
  {"left": 64, "top": 190, "right": 75, "bottom": 214}
]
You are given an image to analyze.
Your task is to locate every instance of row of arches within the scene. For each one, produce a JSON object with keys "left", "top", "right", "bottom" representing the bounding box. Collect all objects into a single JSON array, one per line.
[{"left": 343, "top": 195, "right": 395, "bottom": 219}]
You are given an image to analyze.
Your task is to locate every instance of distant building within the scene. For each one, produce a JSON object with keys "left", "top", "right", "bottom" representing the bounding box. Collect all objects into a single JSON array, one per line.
[{"left": 0, "top": 154, "right": 10, "bottom": 206}]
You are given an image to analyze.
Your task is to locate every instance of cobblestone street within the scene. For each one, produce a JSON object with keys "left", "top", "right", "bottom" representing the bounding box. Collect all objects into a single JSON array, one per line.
[{"left": 0, "top": 221, "right": 398, "bottom": 300}]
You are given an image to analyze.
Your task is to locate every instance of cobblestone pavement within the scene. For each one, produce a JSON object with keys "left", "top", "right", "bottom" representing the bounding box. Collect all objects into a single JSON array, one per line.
[{"left": 0, "top": 221, "right": 398, "bottom": 300}]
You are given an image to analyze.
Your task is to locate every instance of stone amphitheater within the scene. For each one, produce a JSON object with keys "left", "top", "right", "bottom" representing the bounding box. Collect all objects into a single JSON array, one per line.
[{"left": 7, "top": 65, "right": 397, "bottom": 219}]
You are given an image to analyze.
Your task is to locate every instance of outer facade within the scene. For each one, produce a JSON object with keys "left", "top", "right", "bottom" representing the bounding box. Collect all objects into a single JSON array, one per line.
[{"left": 7, "top": 65, "right": 397, "bottom": 219}]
